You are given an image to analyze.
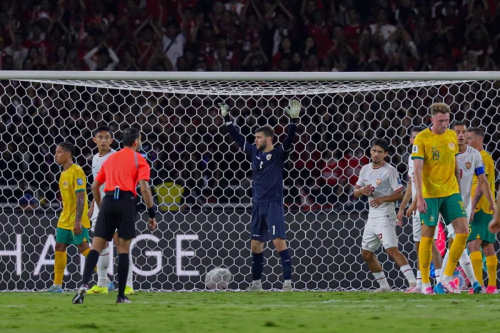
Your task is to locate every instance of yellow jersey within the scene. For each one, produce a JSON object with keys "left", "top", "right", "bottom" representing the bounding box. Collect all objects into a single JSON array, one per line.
[
  {"left": 58, "top": 164, "right": 90, "bottom": 230},
  {"left": 411, "top": 128, "right": 459, "bottom": 198},
  {"left": 471, "top": 150, "right": 496, "bottom": 214}
]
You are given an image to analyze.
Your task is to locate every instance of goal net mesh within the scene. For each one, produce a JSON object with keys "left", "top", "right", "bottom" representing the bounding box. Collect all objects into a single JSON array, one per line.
[{"left": 1, "top": 77, "right": 499, "bottom": 291}]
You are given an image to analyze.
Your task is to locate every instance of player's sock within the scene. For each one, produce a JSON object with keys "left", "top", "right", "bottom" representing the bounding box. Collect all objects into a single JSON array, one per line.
[
  {"left": 126, "top": 254, "right": 133, "bottom": 288},
  {"left": 416, "top": 270, "right": 422, "bottom": 289},
  {"left": 400, "top": 264, "right": 417, "bottom": 286},
  {"left": 459, "top": 250, "right": 477, "bottom": 285},
  {"left": 81, "top": 248, "right": 90, "bottom": 257},
  {"left": 439, "top": 251, "right": 450, "bottom": 283},
  {"left": 434, "top": 268, "right": 442, "bottom": 282},
  {"left": 252, "top": 252, "right": 264, "bottom": 281},
  {"left": 486, "top": 255, "right": 497, "bottom": 288},
  {"left": 279, "top": 249, "right": 292, "bottom": 282},
  {"left": 373, "top": 271, "right": 390, "bottom": 290},
  {"left": 442, "top": 233, "right": 467, "bottom": 283},
  {"left": 81, "top": 250, "right": 100, "bottom": 285},
  {"left": 117, "top": 253, "right": 129, "bottom": 298},
  {"left": 419, "top": 237, "right": 433, "bottom": 285},
  {"left": 470, "top": 251, "right": 483, "bottom": 286},
  {"left": 54, "top": 250, "right": 67, "bottom": 286},
  {"left": 97, "top": 246, "right": 111, "bottom": 288}
]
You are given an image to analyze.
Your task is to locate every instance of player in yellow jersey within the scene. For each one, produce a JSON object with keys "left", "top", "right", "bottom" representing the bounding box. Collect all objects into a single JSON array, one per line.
[
  {"left": 47, "top": 142, "right": 91, "bottom": 292},
  {"left": 411, "top": 103, "right": 468, "bottom": 294},
  {"left": 467, "top": 127, "right": 497, "bottom": 294},
  {"left": 489, "top": 187, "right": 500, "bottom": 233}
]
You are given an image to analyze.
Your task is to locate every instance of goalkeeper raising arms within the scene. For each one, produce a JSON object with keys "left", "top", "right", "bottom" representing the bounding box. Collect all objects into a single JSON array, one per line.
[{"left": 220, "top": 100, "right": 300, "bottom": 291}]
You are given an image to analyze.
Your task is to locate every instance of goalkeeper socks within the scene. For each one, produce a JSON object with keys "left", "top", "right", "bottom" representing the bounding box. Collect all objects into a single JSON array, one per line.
[
  {"left": 97, "top": 246, "right": 111, "bottom": 288},
  {"left": 373, "top": 271, "right": 390, "bottom": 290},
  {"left": 126, "top": 254, "right": 133, "bottom": 288},
  {"left": 81, "top": 250, "right": 100, "bottom": 285},
  {"left": 279, "top": 249, "right": 292, "bottom": 281},
  {"left": 54, "top": 251, "right": 67, "bottom": 286},
  {"left": 459, "top": 250, "right": 477, "bottom": 285},
  {"left": 416, "top": 270, "right": 422, "bottom": 289},
  {"left": 252, "top": 252, "right": 264, "bottom": 281},
  {"left": 419, "top": 237, "right": 433, "bottom": 285},
  {"left": 117, "top": 253, "right": 130, "bottom": 298},
  {"left": 400, "top": 264, "right": 416, "bottom": 286},
  {"left": 442, "top": 233, "right": 467, "bottom": 282},
  {"left": 486, "top": 255, "right": 497, "bottom": 288}
]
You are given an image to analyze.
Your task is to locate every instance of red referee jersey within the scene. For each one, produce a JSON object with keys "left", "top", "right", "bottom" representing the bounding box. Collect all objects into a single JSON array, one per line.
[{"left": 95, "top": 147, "right": 150, "bottom": 196}]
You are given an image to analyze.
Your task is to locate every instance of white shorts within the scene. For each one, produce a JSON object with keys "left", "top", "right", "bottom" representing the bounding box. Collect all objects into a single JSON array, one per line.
[
  {"left": 412, "top": 212, "right": 439, "bottom": 242},
  {"left": 90, "top": 206, "right": 99, "bottom": 233},
  {"left": 446, "top": 204, "right": 471, "bottom": 239},
  {"left": 362, "top": 219, "right": 398, "bottom": 252}
]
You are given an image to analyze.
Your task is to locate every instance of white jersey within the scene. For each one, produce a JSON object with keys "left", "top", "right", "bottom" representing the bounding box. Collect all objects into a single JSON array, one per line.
[
  {"left": 92, "top": 149, "right": 116, "bottom": 208},
  {"left": 356, "top": 162, "right": 404, "bottom": 221},
  {"left": 408, "top": 154, "right": 416, "bottom": 200},
  {"left": 456, "top": 145, "right": 483, "bottom": 209}
]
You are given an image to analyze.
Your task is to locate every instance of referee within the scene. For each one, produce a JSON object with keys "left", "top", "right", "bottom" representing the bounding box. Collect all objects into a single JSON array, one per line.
[{"left": 72, "top": 128, "right": 157, "bottom": 304}]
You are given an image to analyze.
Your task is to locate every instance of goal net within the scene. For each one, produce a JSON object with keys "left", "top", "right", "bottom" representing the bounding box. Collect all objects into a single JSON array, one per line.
[{"left": 1, "top": 71, "right": 499, "bottom": 291}]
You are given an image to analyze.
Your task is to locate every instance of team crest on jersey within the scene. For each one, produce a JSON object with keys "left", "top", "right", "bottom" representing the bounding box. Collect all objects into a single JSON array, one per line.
[
  {"left": 448, "top": 142, "right": 455, "bottom": 150},
  {"left": 376, "top": 179, "right": 381, "bottom": 185},
  {"left": 465, "top": 162, "right": 472, "bottom": 169},
  {"left": 77, "top": 178, "right": 83, "bottom": 185},
  {"left": 266, "top": 155, "right": 272, "bottom": 161},
  {"left": 412, "top": 145, "right": 418, "bottom": 153},
  {"left": 62, "top": 181, "right": 69, "bottom": 189}
]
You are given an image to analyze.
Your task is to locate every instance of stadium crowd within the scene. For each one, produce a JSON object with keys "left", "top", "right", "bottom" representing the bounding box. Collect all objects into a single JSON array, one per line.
[
  {"left": 1, "top": 0, "right": 500, "bottom": 212},
  {"left": 0, "top": 0, "right": 500, "bottom": 72}
]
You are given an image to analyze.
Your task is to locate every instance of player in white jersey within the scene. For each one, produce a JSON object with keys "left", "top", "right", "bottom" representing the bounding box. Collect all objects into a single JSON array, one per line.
[
  {"left": 397, "top": 127, "right": 442, "bottom": 292},
  {"left": 354, "top": 139, "right": 417, "bottom": 292},
  {"left": 86, "top": 126, "right": 135, "bottom": 295},
  {"left": 436, "top": 122, "right": 494, "bottom": 294}
]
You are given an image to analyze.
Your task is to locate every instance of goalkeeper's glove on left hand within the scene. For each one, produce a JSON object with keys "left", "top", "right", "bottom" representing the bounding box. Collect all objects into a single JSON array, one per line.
[{"left": 285, "top": 100, "right": 301, "bottom": 119}]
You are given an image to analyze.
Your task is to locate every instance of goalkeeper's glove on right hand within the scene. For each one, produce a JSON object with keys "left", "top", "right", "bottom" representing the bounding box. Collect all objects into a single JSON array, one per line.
[
  {"left": 219, "top": 103, "right": 230, "bottom": 117},
  {"left": 284, "top": 100, "right": 301, "bottom": 119}
]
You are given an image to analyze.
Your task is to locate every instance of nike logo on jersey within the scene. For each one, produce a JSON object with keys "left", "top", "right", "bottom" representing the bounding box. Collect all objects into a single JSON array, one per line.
[{"left": 256, "top": 156, "right": 261, "bottom": 160}]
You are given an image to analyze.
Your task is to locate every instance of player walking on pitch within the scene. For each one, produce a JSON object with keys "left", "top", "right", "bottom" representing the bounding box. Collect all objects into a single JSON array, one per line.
[
  {"left": 221, "top": 100, "right": 300, "bottom": 291},
  {"left": 354, "top": 139, "right": 417, "bottom": 292},
  {"left": 397, "top": 127, "right": 442, "bottom": 292},
  {"left": 412, "top": 103, "right": 468, "bottom": 294}
]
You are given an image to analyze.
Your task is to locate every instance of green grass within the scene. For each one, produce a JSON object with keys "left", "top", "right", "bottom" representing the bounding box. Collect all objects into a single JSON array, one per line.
[{"left": 1, "top": 291, "right": 500, "bottom": 333}]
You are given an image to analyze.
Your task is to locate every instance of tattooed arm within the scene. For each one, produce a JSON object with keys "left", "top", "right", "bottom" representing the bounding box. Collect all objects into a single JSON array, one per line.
[{"left": 74, "top": 191, "right": 85, "bottom": 235}]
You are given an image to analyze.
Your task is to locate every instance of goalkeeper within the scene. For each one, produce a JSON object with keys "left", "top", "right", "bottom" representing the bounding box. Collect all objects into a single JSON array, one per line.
[{"left": 220, "top": 100, "right": 300, "bottom": 291}]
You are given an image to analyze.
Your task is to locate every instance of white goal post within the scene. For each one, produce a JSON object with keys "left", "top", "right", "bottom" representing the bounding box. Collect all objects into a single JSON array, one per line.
[{"left": 0, "top": 71, "right": 499, "bottom": 291}]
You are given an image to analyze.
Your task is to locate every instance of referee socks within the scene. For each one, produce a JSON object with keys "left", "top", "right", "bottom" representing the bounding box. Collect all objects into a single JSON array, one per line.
[{"left": 118, "top": 253, "right": 130, "bottom": 298}]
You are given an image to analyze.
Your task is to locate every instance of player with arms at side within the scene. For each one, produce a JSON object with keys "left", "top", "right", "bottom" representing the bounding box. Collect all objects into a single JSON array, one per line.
[
  {"left": 436, "top": 122, "right": 492, "bottom": 294},
  {"left": 467, "top": 127, "right": 497, "bottom": 293},
  {"left": 397, "top": 127, "right": 442, "bottom": 292},
  {"left": 47, "top": 142, "right": 92, "bottom": 292},
  {"left": 221, "top": 100, "right": 300, "bottom": 291},
  {"left": 355, "top": 139, "right": 417, "bottom": 292},
  {"left": 86, "top": 126, "right": 135, "bottom": 295},
  {"left": 72, "top": 128, "right": 157, "bottom": 304},
  {"left": 412, "top": 103, "right": 468, "bottom": 294}
]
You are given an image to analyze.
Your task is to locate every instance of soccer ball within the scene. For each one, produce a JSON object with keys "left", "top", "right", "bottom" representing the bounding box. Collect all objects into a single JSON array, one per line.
[{"left": 204, "top": 268, "right": 232, "bottom": 290}]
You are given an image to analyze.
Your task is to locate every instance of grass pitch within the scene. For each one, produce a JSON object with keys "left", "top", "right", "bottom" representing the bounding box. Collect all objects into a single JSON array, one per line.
[{"left": 1, "top": 291, "right": 500, "bottom": 333}]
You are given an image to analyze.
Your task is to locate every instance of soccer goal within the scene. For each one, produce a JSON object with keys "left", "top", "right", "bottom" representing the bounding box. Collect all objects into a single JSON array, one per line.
[{"left": 0, "top": 71, "right": 499, "bottom": 291}]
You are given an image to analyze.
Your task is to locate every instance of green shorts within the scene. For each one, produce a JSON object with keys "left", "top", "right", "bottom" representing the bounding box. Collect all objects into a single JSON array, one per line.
[
  {"left": 468, "top": 210, "right": 495, "bottom": 244},
  {"left": 56, "top": 227, "right": 89, "bottom": 245},
  {"left": 422, "top": 193, "right": 467, "bottom": 227}
]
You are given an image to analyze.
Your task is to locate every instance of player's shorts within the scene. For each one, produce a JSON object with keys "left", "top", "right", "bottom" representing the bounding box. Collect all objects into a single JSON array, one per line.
[
  {"left": 90, "top": 206, "right": 99, "bottom": 233},
  {"left": 447, "top": 204, "right": 471, "bottom": 239},
  {"left": 94, "top": 192, "right": 137, "bottom": 241},
  {"left": 467, "top": 209, "right": 495, "bottom": 244},
  {"left": 362, "top": 217, "right": 398, "bottom": 252},
  {"left": 412, "top": 211, "right": 439, "bottom": 242},
  {"left": 250, "top": 201, "right": 286, "bottom": 241},
  {"left": 56, "top": 227, "right": 90, "bottom": 245},
  {"left": 422, "top": 193, "right": 466, "bottom": 227}
]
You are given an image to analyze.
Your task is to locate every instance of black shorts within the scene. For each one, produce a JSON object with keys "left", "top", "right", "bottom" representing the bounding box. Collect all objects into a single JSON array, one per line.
[{"left": 94, "top": 192, "right": 137, "bottom": 241}]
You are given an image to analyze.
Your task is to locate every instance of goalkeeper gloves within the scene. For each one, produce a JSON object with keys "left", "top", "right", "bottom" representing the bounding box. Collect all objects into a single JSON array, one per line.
[
  {"left": 219, "top": 103, "right": 230, "bottom": 117},
  {"left": 284, "top": 100, "right": 301, "bottom": 119}
]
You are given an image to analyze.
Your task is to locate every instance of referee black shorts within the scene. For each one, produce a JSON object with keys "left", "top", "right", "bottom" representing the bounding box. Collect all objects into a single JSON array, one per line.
[{"left": 94, "top": 191, "right": 137, "bottom": 241}]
